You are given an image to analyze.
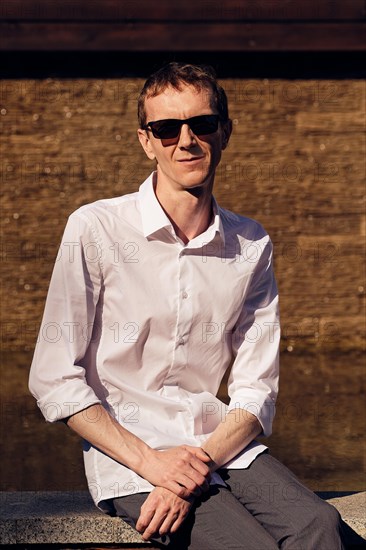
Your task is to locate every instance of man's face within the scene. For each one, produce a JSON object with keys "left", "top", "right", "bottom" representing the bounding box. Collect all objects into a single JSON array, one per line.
[{"left": 138, "top": 84, "right": 232, "bottom": 194}]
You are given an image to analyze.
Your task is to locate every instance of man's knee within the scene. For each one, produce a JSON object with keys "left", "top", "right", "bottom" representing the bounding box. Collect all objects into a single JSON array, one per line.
[
  {"left": 313, "top": 499, "right": 343, "bottom": 531},
  {"left": 286, "top": 499, "right": 344, "bottom": 549}
]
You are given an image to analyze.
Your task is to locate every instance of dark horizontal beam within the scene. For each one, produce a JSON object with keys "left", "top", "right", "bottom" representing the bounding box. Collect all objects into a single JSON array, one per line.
[
  {"left": 1, "top": 22, "right": 365, "bottom": 51},
  {"left": 0, "top": 0, "right": 365, "bottom": 21},
  {"left": 1, "top": 51, "right": 365, "bottom": 79}
]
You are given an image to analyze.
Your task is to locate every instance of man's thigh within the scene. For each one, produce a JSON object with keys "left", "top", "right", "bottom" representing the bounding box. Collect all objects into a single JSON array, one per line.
[
  {"left": 112, "top": 485, "right": 279, "bottom": 550},
  {"left": 220, "top": 452, "right": 344, "bottom": 549}
]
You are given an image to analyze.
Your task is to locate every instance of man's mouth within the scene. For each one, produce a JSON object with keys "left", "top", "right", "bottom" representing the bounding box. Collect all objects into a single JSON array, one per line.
[{"left": 178, "top": 156, "right": 204, "bottom": 163}]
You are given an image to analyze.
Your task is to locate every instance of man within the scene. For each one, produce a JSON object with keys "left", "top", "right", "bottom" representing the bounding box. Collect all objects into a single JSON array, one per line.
[{"left": 29, "top": 62, "right": 344, "bottom": 549}]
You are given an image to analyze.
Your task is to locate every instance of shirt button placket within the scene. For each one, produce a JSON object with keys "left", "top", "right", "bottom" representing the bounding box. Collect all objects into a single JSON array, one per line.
[{"left": 173, "top": 250, "right": 191, "bottom": 374}]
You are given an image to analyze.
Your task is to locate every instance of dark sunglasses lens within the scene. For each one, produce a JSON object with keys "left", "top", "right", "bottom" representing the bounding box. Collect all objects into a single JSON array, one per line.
[
  {"left": 190, "top": 115, "right": 219, "bottom": 135},
  {"left": 151, "top": 121, "right": 181, "bottom": 139}
]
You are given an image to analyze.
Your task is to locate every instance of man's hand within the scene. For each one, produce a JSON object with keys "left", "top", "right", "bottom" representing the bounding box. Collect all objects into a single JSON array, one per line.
[
  {"left": 136, "top": 486, "right": 194, "bottom": 541},
  {"left": 140, "top": 445, "right": 211, "bottom": 499},
  {"left": 65, "top": 406, "right": 210, "bottom": 500}
]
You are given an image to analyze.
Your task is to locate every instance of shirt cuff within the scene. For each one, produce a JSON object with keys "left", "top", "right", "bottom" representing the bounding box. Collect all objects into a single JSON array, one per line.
[
  {"left": 36, "top": 379, "right": 101, "bottom": 422},
  {"left": 227, "top": 393, "right": 276, "bottom": 437}
]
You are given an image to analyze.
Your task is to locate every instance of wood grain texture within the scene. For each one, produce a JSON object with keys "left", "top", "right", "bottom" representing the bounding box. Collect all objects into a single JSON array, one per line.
[
  {"left": 1, "top": 77, "right": 365, "bottom": 353},
  {"left": 1, "top": 0, "right": 365, "bottom": 21},
  {"left": 0, "top": 75, "right": 365, "bottom": 494},
  {"left": 1, "top": 21, "right": 365, "bottom": 51}
]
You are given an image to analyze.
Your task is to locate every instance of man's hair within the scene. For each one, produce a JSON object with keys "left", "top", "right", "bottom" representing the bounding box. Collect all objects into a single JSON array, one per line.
[{"left": 138, "top": 62, "right": 229, "bottom": 128}]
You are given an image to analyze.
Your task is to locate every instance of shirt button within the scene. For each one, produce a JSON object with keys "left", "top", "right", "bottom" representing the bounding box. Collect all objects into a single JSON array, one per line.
[
  {"left": 178, "top": 336, "right": 185, "bottom": 345},
  {"left": 182, "top": 291, "right": 188, "bottom": 299}
]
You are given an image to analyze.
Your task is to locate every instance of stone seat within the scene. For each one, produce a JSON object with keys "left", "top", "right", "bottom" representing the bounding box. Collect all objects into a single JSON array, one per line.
[{"left": 0, "top": 490, "right": 365, "bottom": 547}]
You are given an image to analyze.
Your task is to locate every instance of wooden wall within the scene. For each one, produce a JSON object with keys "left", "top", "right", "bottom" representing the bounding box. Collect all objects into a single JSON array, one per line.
[
  {"left": 0, "top": 1, "right": 365, "bottom": 490},
  {"left": 1, "top": 74, "right": 364, "bottom": 354},
  {"left": 1, "top": 69, "right": 365, "bottom": 492},
  {"left": 0, "top": 0, "right": 365, "bottom": 51}
]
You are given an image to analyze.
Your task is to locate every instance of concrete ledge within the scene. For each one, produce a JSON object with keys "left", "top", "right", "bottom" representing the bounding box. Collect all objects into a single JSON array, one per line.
[
  {"left": 0, "top": 491, "right": 149, "bottom": 546},
  {"left": 0, "top": 490, "right": 365, "bottom": 546},
  {"left": 323, "top": 491, "right": 366, "bottom": 543}
]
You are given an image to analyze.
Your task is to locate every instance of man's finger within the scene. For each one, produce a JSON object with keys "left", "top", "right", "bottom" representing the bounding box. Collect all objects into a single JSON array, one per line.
[
  {"left": 167, "top": 480, "right": 192, "bottom": 499},
  {"left": 189, "top": 455, "right": 211, "bottom": 478},
  {"left": 189, "top": 447, "right": 212, "bottom": 463},
  {"left": 159, "top": 511, "right": 179, "bottom": 535},
  {"left": 136, "top": 505, "right": 154, "bottom": 533},
  {"left": 141, "top": 511, "right": 166, "bottom": 540},
  {"left": 183, "top": 463, "right": 210, "bottom": 491},
  {"left": 170, "top": 513, "right": 187, "bottom": 533}
]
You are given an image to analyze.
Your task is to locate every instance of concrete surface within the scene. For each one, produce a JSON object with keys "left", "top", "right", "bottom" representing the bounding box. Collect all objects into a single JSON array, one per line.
[
  {"left": 0, "top": 490, "right": 365, "bottom": 546},
  {"left": 0, "top": 491, "right": 148, "bottom": 545},
  {"left": 326, "top": 491, "right": 366, "bottom": 541}
]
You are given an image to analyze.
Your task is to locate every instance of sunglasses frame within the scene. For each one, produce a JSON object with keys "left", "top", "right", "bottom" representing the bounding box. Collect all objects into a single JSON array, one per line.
[{"left": 143, "top": 114, "right": 220, "bottom": 140}]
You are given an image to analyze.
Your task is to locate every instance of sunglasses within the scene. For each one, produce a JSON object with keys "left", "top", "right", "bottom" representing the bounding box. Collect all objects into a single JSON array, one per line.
[{"left": 143, "top": 114, "right": 220, "bottom": 140}]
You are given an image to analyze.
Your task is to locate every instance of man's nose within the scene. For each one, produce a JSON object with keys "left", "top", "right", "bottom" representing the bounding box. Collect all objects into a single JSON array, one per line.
[{"left": 178, "top": 123, "right": 197, "bottom": 147}]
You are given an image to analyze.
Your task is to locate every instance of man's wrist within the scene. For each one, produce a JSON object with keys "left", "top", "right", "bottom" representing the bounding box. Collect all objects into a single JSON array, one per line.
[
  {"left": 200, "top": 447, "right": 218, "bottom": 472},
  {"left": 129, "top": 442, "right": 154, "bottom": 476}
]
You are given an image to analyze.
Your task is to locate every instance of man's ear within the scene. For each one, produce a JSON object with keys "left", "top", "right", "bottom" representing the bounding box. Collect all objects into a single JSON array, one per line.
[
  {"left": 221, "top": 119, "right": 233, "bottom": 151},
  {"left": 137, "top": 129, "right": 156, "bottom": 160}
]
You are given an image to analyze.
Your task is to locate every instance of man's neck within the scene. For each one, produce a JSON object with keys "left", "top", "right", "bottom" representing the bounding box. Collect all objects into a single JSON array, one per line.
[{"left": 154, "top": 176, "right": 214, "bottom": 244}]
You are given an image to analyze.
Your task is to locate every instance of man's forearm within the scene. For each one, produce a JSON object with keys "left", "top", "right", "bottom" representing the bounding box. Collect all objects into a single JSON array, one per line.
[
  {"left": 66, "top": 404, "right": 151, "bottom": 473},
  {"left": 66, "top": 404, "right": 211, "bottom": 498},
  {"left": 201, "top": 408, "right": 262, "bottom": 471}
]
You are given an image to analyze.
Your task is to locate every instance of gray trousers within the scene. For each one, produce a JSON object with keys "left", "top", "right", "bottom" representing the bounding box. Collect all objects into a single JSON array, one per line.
[{"left": 111, "top": 453, "right": 345, "bottom": 549}]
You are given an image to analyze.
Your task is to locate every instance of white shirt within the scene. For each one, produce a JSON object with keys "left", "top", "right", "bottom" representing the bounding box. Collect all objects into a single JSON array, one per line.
[{"left": 29, "top": 172, "right": 280, "bottom": 506}]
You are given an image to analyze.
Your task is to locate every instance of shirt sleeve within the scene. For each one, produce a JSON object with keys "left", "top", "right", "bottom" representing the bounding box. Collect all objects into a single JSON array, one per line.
[
  {"left": 227, "top": 235, "right": 280, "bottom": 437},
  {"left": 29, "top": 210, "right": 103, "bottom": 422}
]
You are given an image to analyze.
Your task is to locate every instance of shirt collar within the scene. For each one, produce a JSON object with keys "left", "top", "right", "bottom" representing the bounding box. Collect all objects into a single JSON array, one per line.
[
  {"left": 139, "top": 171, "right": 225, "bottom": 246},
  {"left": 139, "top": 172, "right": 173, "bottom": 239},
  {"left": 211, "top": 196, "right": 226, "bottom": 247}
]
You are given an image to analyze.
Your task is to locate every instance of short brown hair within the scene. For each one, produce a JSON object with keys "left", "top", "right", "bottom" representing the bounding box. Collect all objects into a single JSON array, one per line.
[{"left": 138, "top": 62, "right": 229, "bottom": 128}]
